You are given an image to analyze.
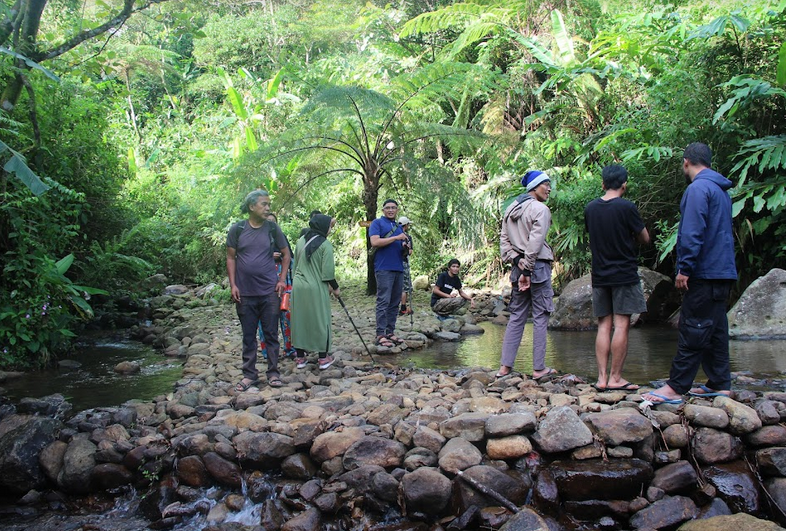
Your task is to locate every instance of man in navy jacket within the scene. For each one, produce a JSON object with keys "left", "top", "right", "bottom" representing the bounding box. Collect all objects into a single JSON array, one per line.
[{"left": 643, "top": 143, "right": 738, "bottom": 404}]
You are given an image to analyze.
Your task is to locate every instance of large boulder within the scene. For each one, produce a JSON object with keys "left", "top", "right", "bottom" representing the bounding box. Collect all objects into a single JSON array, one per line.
[
  {"left": 545, "top": 458, "right": 653, "bottom": 501},
  {"left": 401, "top": 467, "right": 452, "bottom": 516},
  {"left": 548, "top": 274, "right": 594, "bottom": 330},
  {"left": 728, "top": 268, "right": 786, "bottom": 339},
  {"left": 232, "top": 432, "right": 295, "bottom": 468},
  {"left": 15, "top": 394, "right": 72, "bottom": 419},
  {"left": 530, "top": 406, "right": 593, "bottom": 454},
  {"left": 342, "top": 436, "right": 407, "bottom": 470},
  {"left": 0, "top": 415, "right": 63, "bottom": 494},
  {"left": 549, "top": 267, "right": 678, "bottom": 330},
  {"left": 58, "top": 437, "right": 98, "bottom": 493}
]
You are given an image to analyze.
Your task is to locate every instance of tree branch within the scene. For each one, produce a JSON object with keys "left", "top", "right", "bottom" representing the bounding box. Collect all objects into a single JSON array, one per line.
[{"left": 38, "top": 0, "right": 172, "bottom": 62}]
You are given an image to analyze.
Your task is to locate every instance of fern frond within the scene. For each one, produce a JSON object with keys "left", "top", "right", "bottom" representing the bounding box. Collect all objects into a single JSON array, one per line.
[
  {"left": 449, "top": 21, "right": 506, "bottom": 58},
  {"left": 400, "top": 2, "right": 491, "bottom": 38}
]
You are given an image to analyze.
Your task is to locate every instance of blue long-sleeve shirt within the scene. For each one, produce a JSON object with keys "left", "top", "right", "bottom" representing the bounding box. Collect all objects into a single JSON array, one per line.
[{"left": 676, "top": 168, "right": 737, "bottom": 280}]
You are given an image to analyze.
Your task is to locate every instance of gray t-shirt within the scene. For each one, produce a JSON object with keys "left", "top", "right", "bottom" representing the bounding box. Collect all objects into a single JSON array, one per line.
[{"left": 227, "top": 221, "right": 288, "bottom": 296}]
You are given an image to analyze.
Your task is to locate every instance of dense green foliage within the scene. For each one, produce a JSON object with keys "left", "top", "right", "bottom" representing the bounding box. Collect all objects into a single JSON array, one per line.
[{"left": 1, "top": 0, "right": 785, "bottom": 367}]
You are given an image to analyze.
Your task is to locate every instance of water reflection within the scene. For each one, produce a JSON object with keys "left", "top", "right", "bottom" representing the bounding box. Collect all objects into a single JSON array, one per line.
[
  {"left": 3, "top": 323, "right": 784, "bottom": 413},
  {"left": 397, "top": 322, "right": 786, "bottom": 386},
  {"left": 1, "top": 336, "right": 182, "bottom": 412}
]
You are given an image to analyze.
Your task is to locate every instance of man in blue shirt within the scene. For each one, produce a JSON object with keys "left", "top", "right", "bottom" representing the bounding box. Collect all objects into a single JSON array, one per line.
[
  {"left": 369, "top": 199, "right": 410, "bottom": 348},
  {"left": 643, "top": 143, "right": 738, "bottom": 404}
]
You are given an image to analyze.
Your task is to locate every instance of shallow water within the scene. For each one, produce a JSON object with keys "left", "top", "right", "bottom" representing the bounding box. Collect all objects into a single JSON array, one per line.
[
  {"left": 3, "top": 322, "right": 784, "bottom": 413},
  {"left": 0, "top": 333, "right": 183, "bottom": 411},
  {"left": 398, "top": 321, "right": 786, "bottom": 388}
]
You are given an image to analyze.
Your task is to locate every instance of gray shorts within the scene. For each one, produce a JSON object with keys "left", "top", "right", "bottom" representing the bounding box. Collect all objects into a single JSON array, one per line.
[{"left": 592, "top": 283, "right": 647, "bottom": 318}]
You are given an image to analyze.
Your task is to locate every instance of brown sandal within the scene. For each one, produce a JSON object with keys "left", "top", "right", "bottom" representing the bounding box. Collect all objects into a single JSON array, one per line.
[
  {"left": 387, "top": 334, "right": 405, "bottom": 345},
  {"left": 376, "top": 336, "right": 395, "bottom": 348}
]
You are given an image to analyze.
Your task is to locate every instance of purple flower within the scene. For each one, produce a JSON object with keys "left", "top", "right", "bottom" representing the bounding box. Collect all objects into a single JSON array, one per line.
[{"left": 25, "top": 313, "right": 30, "bottom": 319}]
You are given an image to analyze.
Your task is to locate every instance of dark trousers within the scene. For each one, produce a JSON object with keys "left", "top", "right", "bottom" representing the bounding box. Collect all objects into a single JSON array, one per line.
[
  {"left": 667, "top": 279, "right": 733, "bottom": 394},
  {"left": 375, "top": 270, "right": 403, "bottom": 337},
  {"left": 237, "top": 293, "right": 280, "bottom": 381}
]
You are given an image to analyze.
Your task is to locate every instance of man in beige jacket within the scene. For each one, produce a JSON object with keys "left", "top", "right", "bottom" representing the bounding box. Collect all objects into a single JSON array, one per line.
[{"left": 497, "top": 170, "right": 556, "bottom": 380}]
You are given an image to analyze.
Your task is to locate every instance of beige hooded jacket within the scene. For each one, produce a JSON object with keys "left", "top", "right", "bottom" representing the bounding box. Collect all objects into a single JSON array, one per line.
[{"left": 500, "top": 194, "right": 554, "bottom": 274}]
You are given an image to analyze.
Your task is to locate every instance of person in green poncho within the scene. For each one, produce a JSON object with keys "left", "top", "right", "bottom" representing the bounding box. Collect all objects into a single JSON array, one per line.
[{"left": 291, "top": 214, "right": 340, "bottom": 370}]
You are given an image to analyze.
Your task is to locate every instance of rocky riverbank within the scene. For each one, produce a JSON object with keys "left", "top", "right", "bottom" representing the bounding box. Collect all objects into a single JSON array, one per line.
[{"left": 1, "top": 284, "right": 786, "bottom": 530}]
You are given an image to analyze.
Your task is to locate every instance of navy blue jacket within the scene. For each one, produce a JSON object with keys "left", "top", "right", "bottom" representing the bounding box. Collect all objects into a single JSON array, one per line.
[{"left": 676, "top": 169, "right": 737, "bottom": 280}]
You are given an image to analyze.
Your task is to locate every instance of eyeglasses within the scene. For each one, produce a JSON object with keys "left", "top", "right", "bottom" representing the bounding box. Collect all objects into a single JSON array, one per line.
[{"left": 383, "top": 206, "right": 398, "bottom": 210}]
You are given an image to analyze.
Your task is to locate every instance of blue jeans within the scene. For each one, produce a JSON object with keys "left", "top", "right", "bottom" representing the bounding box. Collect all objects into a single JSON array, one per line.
[
  {"left": 375, "top": 270, "right": 403, "bottom": 337},
  {"left": 236, "top": 293, "right": 280, "bottom": 381}
]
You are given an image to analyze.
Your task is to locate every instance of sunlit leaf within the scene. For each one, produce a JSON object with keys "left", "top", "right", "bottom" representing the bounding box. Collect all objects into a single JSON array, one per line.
[
  {"left": 55, "top": 254, "right": 75, "bottom": 276},
  {"left": 267, "top": 68, "right": 286, "bottom": 101}
]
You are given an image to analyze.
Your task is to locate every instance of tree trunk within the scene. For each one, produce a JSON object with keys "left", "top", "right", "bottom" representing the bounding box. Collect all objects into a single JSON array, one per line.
[
  {"left": 363, "top": 178, "right": 379, "bottom": 296},
  {"left": 0, "top": 0, "right": 47, "bottom": 111}
]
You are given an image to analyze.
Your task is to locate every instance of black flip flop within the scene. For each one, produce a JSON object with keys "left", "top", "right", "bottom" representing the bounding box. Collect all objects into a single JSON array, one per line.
[
  {"left": 605, "top": 382, "right": 640, "bottom": 391},
  {"left": 235, "top": 379, "right": 258, "bottom": 392},
  {"left": 531, "top": 368, "right": 558, "bottom": 382}
]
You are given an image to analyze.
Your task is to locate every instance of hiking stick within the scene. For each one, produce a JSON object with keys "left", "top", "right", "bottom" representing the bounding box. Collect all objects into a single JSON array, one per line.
[{"left": 336, "top": 296, "right": 376, "bottom": 365}]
